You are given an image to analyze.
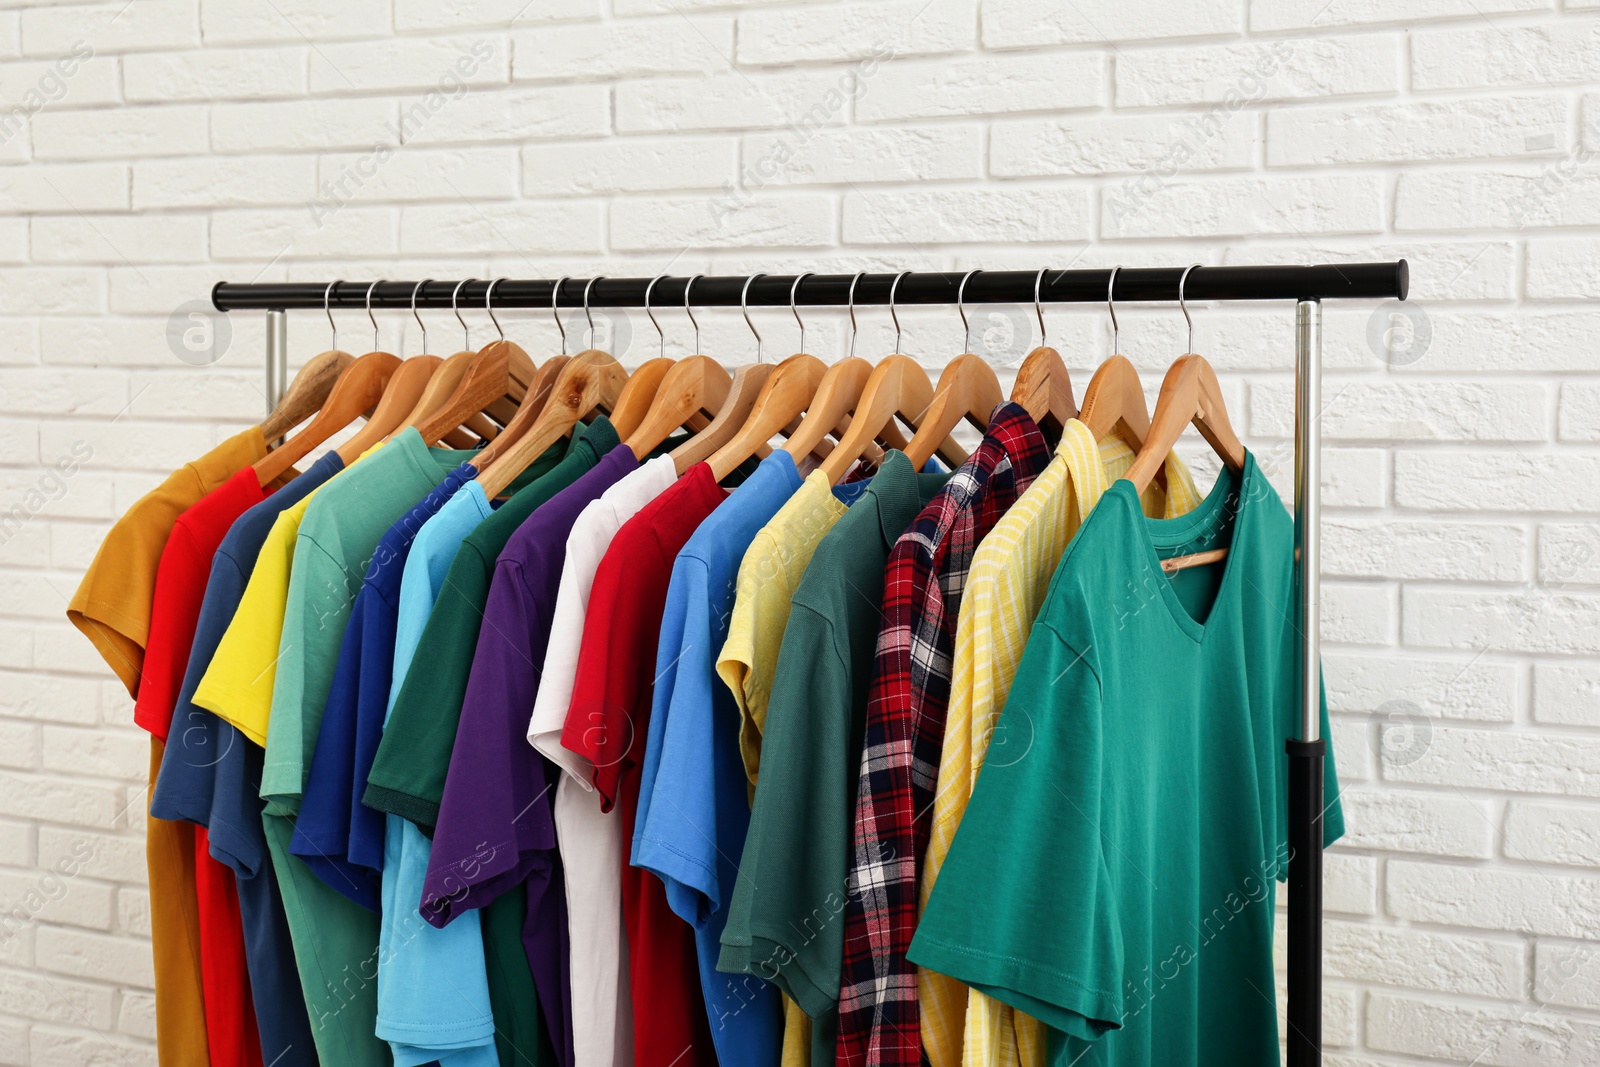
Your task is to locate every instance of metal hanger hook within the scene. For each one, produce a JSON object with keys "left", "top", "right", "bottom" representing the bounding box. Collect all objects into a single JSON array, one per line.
[
  {"left": 411, "top": 280, "right": 431, "bottom": 354},
  {"left": 486, "top": 278, "right": 507, "bottom": 343},
  {"left": 364, "top": 281, "right": 382, "bottom": 352},
  {"left": 889, "top": 271, "right": 909, "bottom": 353},
  {"left": 451, "top": 279, "right": 472, "bottom": 351},
  {"left": 551, "top": 277, "right": 568, "bottom": 356},
  {"left": 324, "top": 280, "right": 341, "bottom": 351},
  {"left": 1107, "top": 265, "right": 1122, "bottom": 355},
  {"left": 583, "top": 277, "right": 604, "bottom": 350},
  {"left": 1178, "top": 262, "right": 1200, "bottom": 352},
  {"left": 847, "top": 272, "right": 865, "bottom": 359},
  {"left": 742, "top": 273, "right": 766, "bottom": 363},
  {"left": 790, "top": 272, "right": 814, "bottom": 355},
  {"left": 683, "top": 274, "right": 703, "bottom": 354},
  {"left": 644, "top": 274, "right": 665, "bottom": 359},
  {"left": 957, "top": 269, "right": 980, "bottom": 353},
  {"left": 1034, "top": 267, "right": 1050, "bottom": 348}
]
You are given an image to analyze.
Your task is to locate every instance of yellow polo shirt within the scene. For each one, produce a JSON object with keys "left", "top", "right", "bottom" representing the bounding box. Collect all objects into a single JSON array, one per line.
[{"left": 718, "top": 466, "right": 850, "bottom": 790}]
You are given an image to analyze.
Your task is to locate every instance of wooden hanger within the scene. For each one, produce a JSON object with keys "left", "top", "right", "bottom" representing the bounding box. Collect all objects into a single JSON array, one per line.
[
  {"left": 475, "top": 348, "right": 628, "bottom": 499},
  {"left": 707, "top": 353, "right": 824, "bottom": 482},
  {"left": 769, "top": 274, "right": 873, "bottom": 468},
  {"left": 903, "top": 353, "right": 1002, "bottom": 471},
  {"left": 1132, "top": 355, "right": 1243, "bottom": 573},
  {"left": 1124, "top": 354, "right": 1243, "bottom": 493},
  {"left": 1078, "top": 355, "right": 1151, "bottom": 448},
  {"left": 898, "top": 272, "right": 1004, "bottom": 469},
  {"left": 258, "top": 348, "right": 353, "bottom": 444},
  {"left": 669, "top": 362, "right": 774, "bottom": 475},
  {"left": 392, "top": 283, "right": 492, "bottom": 447},
  {"left": 252, "top": 350, "right": 396, "bottom": 484},
  {"left": 818, "top": 354, "right": 935, "bottom": 483},
  {"left": 460, "top": 278, "right": 591, "bottom": 475},
  {"left": 1124, "top": 270, "right": 1244, "bottom": 574},
  {"left": 781, "top": 356, "right": 871, "bottom": 465},
  {"left": 1077, "top": 269, "right": 1149, "bottom": 449},
  {"left": 1010, "top": 269, "right": 1077, "bottom": 434},
  {"left": 688, "top": 274, "right": 813, "bottom": 482},
  {"left": 337, "top": 354, "right": 438, "bottom": 464},
  {"left": 624, "top": 355, "right": 730, "bottom": 458},
  {"left": 611, "top": 356, "right": 676, "bottom": 441},
  {"left": 817, "top": 274, "right": 947, "bottom": 483},
  {"left": 611, "top": 278, "right": 683, "bottom": 440},
  {"left": 413, "top": 280, "right": 536, "bottom": 449}
]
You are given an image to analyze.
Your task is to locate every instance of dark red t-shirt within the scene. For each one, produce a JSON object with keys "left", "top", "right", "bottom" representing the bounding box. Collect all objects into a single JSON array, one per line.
[
  {"left": 134, "top": 464, "right": 267, "bottom": 1067},
  {"left": 562, "top": 462, "right": 726, "bottom": 1067}
]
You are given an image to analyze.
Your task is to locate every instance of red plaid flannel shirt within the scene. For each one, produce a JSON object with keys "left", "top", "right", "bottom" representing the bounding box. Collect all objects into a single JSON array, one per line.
[{"left": 836, "top": 403, "right": 1051, "bottom": 1067}]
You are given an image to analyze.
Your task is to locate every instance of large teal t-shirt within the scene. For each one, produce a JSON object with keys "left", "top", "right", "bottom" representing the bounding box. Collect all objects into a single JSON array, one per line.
[{"left": 909, "top": 454, "right": 1342, "bottom": 1067}]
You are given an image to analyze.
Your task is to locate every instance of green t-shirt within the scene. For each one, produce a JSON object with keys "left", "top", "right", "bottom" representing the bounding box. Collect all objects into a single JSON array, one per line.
[
  {"left": 261, "top": 429, "right": 483, "bottom": 815},
  {"left": 908, "top": 455, "right": 1343, "bottom": 1067},
  {"left": 718, "top": 451, "right": 951, "bottom": 1060},
  {"left": 363, "top": 417, "right": 620, "bottom": 828}
]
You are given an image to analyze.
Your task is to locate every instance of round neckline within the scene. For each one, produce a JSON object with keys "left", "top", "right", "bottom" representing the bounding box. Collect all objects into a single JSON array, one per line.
[{"left": 1116, "top": 453, "right": 1253, "bottom": 643}]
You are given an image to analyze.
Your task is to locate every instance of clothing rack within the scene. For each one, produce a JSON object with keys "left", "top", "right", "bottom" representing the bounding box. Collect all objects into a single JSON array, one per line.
[{"left": 210, "top": 260, "right": 1411, "bottom": 1067}]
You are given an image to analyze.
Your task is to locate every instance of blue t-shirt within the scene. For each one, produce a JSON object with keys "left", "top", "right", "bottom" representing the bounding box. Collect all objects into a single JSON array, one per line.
[
  {"left": 632, "top": 450, "right": 804, "bottom": 1067},
  {"left": 291, "top": 462, "right": 474, "bottom": 909},
  {"left": 150, "top": 447, "right": 345, "bottom": 1067},
  {"left": 376, "top": 483, "right": 502, "bottom": 1067}
]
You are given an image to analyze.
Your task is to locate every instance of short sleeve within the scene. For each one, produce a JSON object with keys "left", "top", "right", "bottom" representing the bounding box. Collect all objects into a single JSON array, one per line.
[
  {"left": 132, "top": 522, "right": 205, "bottom": 740},
  {"left": 290, "top": 592, "right": 378, "bottom": 910},
  {"left": 562, "top": 540, "right": 651, "bottom": 810},
  {"left": 421, "top": 560, "right": 556, "bottom": 924},
  {"left": 260, "top": 534, "right": 348, "bottom": 809},
  {"left": 362, "top": 548, "right": 487, "bottom": 828},
  {"left": 193, "top": 511, "right": 299, "bottom": 745},
  {"left": 632, "top": 558, "right": 719, "bottom": 923},
  {"left": 907, "top": 624, "right": 1124, "bottom": 1043}
]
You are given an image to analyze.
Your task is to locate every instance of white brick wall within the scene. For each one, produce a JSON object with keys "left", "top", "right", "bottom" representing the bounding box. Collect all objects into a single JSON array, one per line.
[{"left": 0, "top": 2, "right": 1594, "bottom": 1065}]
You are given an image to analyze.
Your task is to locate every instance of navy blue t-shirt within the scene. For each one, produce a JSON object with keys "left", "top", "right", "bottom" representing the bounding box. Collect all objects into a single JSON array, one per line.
[
  {"left": 290, "top": 461, "right": 475, "bottom": 909},
  {"left": 150, "top": 447, "right": 344, "bottom": 1067}
]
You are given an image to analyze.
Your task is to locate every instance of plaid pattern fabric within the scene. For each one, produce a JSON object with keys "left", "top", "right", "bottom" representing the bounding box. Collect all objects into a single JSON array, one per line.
[{"left": 836, "top": 403, "right": 1051, "bottom": 1067}]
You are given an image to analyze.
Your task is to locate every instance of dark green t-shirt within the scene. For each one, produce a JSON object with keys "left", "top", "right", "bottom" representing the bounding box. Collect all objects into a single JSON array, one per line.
[
  {"left": 718, "top": 451, "right": 951, "bottom": 1063},
  {"left": 363, "top": 417, "right": 619, "bottom": 828},
  {"left": 908, "top": 455, "right": 1343, "bottom": 1067}
]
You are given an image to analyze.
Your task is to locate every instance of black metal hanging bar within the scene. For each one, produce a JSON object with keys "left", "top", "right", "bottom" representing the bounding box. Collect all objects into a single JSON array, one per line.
[{"left": 213, "top": 261, "right": 1407, "bottom": 312}]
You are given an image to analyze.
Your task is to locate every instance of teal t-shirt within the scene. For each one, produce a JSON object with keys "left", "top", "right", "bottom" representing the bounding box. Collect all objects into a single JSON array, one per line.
[
  {"left": 262, "top": 428, "right": 480, "bottom": 815},
  {"left": 909, "top": 454, "right": 1342, "bottom": 1067}
]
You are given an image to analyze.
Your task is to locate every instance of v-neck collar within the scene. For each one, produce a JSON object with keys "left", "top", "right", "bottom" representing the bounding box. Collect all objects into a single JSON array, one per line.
[{"left": 1116, "top": 453, "right": 1254, "bottom": 643}]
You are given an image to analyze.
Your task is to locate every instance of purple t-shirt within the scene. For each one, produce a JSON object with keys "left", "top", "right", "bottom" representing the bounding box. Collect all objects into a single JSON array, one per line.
[{"left": 422, "top": 443, "right": 639, "bottom": 1067}]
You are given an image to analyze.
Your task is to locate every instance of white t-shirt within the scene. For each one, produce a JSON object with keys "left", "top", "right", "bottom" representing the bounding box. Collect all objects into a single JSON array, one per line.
[{"left": 527, "top": 455, "right": 678, "bottom": 1067}]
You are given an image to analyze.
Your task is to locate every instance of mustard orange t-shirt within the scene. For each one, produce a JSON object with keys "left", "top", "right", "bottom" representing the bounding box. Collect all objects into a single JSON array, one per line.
[{"left": 67, "top": 428, "right": 266, "bottom": 696}]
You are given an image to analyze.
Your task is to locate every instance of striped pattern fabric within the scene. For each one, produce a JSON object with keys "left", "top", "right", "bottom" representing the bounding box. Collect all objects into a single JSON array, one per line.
[
  {"left": 918, "top": 425, "right": 1202, "bottom": 1067},
  {"left": 836, "top": 403, "right": 1051, "bottom": 1067}
]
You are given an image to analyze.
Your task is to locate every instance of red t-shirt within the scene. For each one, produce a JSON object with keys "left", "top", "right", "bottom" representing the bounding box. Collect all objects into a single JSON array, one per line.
[
  {"left": 134, "top": 465, "right": 267, "bottom": 1067},
  {"left": 563, "top": 462, "right": 726, "bottom": 1067}
]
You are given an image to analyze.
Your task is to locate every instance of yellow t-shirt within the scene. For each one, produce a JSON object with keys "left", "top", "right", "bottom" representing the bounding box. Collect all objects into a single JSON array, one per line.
[
  {"left": 717, "top": 467, "right": 849, "bottom": 790},
  {"left": 193, "top": 444, "right": 381, "bottom": 742},
  {"left": 191, "top": 489, "right": 318, "bottom": 744},
  {"left": 67, "top": 428, "right": 266, "bottom": 697},
  {"left": 918, "top": 424, "right": 1201, "bottom": 1067}
]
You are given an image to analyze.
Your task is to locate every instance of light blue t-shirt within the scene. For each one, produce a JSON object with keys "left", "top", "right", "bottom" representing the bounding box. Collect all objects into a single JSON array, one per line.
[
  {"left": 377, "top": 484, "right": 500, "bottom": 1067},
  {"left": 632, "top": 451, "right": 804, "bottom": 1067}
]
